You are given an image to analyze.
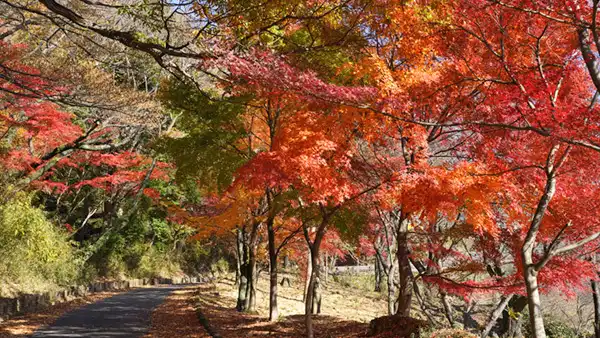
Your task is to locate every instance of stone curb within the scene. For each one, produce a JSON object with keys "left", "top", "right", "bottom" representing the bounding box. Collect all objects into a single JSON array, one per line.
[{"left": 193, "top": 291, "right": 222, "bottom": 338}]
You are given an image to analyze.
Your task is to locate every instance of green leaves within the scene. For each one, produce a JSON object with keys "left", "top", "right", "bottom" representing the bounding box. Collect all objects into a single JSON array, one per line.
[
  {"left": 157, "top": 80, "right": 248, "bottom": 192},
  {"left": 330, "top": 204, "right": 368, "bottom": 243},
  {"left": 0, "top": 193, "right": 78, "bottom": 295},
  {"left": 117, "top": 1, "right": 166, "bottom": 33}
]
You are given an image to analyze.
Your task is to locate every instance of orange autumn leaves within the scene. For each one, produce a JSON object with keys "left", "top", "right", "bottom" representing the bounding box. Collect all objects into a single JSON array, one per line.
[
  {"left": 184, "top": 1, "right": 515, "bottom": 240},
  {"left": 179, "top": 0, "right": 600, "bottom": 300}
]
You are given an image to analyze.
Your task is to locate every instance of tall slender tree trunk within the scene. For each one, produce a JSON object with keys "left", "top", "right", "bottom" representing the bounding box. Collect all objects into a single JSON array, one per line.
[
  {"left": 281, "top": 255, "right": 291, "bottom": 286},
  {"left": 327, "top": 255, "right": 337, "bottom": 283},
  {"left": 305, "top": 243, "right": 320, "bottom": 338},
  {"left": 246, "top": 242, "right": 257, "bottom": 312},
  {"left": 312, "top": 275, "right": 322, "bottom": 314},
  {"left": 593, "top": 279, "right": 600, "bottom": 338},
  {"left": 267, "top": 216, "right": 278, "bottom": 321},
  {"left": 387, "top": 262, "right": 396, "bottom": 315},
  {"left": 441, "top": 291, "right": 455, "bottom": 327},
  {"left": 519, "top": 146, "right": 564, "bottom": 338},
  {"left": 523, "top": 266, "right": 546, "bottom": 338},
  {"left": 237, "top": 267, "right": 248, "bottom": 311},
  {"left": 507, "top": 316, "right": 524, "bottom": 338},
  {"left": 396, "top": 217, "right": 413, "bottom": 317},
  {"left": 245, "top": 223, "right": 259, "bottom": 312},
  {"left": 304, "top": 248, "right": 312, "bottom": 302},
  {"left": 376, "top": 218, "right": 397, "bottom": 316},
  {"left": 304, "top": 221, "right": 327, "bottom": 338},
  {"left": 236, "top": 228, "right": 248, "bottom": 312},
  {"left": 374, "top": 255, "right": 382, "bottom": 292},
  {"left": 481, "top": 294, "right": 513, "bottom": 338},
  {"left": 323, "top": 253, "right": 329, "bottom": 283},
  {"left": 235, "top": 229, "right": 242, "bottom": 286}
]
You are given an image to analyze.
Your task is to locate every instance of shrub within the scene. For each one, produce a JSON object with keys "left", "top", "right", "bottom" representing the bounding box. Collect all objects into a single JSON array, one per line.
[
  {"left": 539, "top": 319, "right": 579, "bottom": 338},
  {"left": 133, "top": 246, "right": 181, "bottom": 278},
  {"left": 522, "top": 312, "right": 580, "bottom": 338},
  {"left": 210, "top": 258, "right": 230, "bottom": 276},
  {"left": 0, "top": 193, "right": 79, "bottom": 296},
  {"left": 94, "top": 237, "right": 182, "bottom": 279},
  {"left": 332, "top": 272, "right": 377, "bottom": 291},
  {"left": 181, "top": 241, "right": 210, "bottom": 275}
]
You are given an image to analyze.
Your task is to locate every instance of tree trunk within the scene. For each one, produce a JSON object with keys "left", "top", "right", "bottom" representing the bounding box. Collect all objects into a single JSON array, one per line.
[
  {"left": 236, "top": 228, "right": 248, "bottom": 312},
  {"left": 500, "top": 295, "right": 527, "bottom": 338},
  {"left": 304, "top": 248, "right": 312, "bottom": 302},
  {"left": 396, "top": 217, "right": 413, "bottom": 317},
  {"left": 246, "top": 244, "right": 257, "bottom": 312},
  {"left": 237, "top": 268, "right": 248, "bottom": 311},
  {"left": 578, "top": 28, "right": 600, "bottom": 94},
  {"left": 507, "top": 315, "right": 524, "bottom": 338},
  {"left": 323, "top": 253, "right": 329, "bottom": 283},
  {"left": 267, "top": 216, "right": 278, "bottom": 321},
  {"left": 481, "top": 294, "right": 513, "bottom": 338},
  {"left": 244, "top": 223, "right": 259, "bottom": 312},
  {"left": 519, "top": 148, "right": 561, "bottom": 338},
  {"left": 441, "top": 291, "right": 455, "bottom": 327},
  {"left": 280, "top": 255, "right": 291, "bottom": 287},
  {"left": 592, "top": 279, "right": 600, "bottom": 338},
  {"left": 312, "top": 275, "right": 322, "bottom": 314},
  {"left": 524, "top": 267, "right": 546, "bottom": 338},
  {"left": 374, "top": 255, "right": 382, "bottom": 292},
  {"left": 305, "top": 244, "right": 320, "bottom": 338},
  {"left": 375, "top": 225, "right": 397, "bottom": 316},
  {"left": 235, "top": 229, "right": 242, "bottom": 286},
  {"left": 463, "top": 299, "right": 479, "bottom": 330},
  {"left": 387, "top": 261, "right": 396, "bottom": 315},
  {"left": 304, "top": 222, "right": 327, "bottom": 338}
]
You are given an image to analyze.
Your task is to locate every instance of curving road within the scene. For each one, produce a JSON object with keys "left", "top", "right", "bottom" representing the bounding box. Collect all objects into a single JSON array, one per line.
[{"left": 31, "top": 285, "right": 183, "bottom": 338}]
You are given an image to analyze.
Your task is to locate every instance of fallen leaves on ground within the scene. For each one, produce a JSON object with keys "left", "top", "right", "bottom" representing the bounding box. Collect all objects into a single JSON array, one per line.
[
  {"left": 196, "top": 281, "right": 371, "bottom": 337},
  {"left": 211, "top": 274, "right": 387, "bottom": 323},
  {"left": 145, "top": 286, "right": 209, "bottom": 338}
]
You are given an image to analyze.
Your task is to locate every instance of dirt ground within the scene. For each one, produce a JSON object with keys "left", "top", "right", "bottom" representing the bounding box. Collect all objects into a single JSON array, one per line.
[
  {"left": 195, "top": 274, "right": 389, "bottom": 337},
  {"left": 219, "top": 274, "right": 386, "bottom": 322}
]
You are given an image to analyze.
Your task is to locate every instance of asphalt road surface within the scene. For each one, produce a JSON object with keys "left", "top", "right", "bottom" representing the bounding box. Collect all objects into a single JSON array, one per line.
[{"left": 32, "top": 285, "right": 183, "bottom": 338}]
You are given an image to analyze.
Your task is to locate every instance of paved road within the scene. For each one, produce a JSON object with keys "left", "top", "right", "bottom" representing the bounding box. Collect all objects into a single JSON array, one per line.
[{"left": 32, "top": 285, "right": 183, "bottom": 338}]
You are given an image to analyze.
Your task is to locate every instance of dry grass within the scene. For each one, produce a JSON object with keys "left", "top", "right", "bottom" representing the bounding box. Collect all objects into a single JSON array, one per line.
[
  {"left": 0, "top": 291, "right": 123, "bottom": 338},
  {"left": 196, "top": 273, "right": 389, "bottom": 337},
  {"left": 145, "top": 286, "right": 210, "bottom": 338},
  {"left": 214, "top": 273, "right": 387, "bottom": 322}
]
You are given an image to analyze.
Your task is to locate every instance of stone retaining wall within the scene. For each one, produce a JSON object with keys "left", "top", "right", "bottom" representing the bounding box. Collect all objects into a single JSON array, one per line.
[{"left": 0, "top": 275, "right": 208, "bottom": 322}]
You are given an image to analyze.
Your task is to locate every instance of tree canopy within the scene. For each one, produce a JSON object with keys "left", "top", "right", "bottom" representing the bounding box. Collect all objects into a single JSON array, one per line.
[{"left": 4, "top": 0, "right": 600, "bottom": 337}]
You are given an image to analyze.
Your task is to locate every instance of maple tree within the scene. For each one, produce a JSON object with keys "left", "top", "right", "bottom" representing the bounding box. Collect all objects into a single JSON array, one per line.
[
  {"left": 8, "top": 0, "right": 600, "bottom": 337},
  {"left": 0, "top": 39, "right": 179, "bottom": 274},
  {"left": 1, "top": 41, "right": 150, "bottom": 192},
  {"left": 400, "top": 1, "right": 600, "bottom": 337}
]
